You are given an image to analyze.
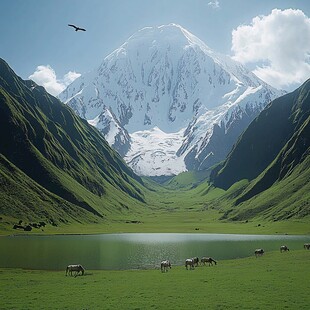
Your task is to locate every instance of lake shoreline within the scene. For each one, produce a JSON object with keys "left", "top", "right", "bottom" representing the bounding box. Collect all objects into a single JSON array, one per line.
[{"left": 1, "top": 232, "right": 309, "bottom": 270}]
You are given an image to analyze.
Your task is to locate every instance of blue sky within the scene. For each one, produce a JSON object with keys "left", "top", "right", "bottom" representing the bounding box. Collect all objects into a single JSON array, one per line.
[{"left": 0, "top": 0, "right": 309, "bottom": 94}]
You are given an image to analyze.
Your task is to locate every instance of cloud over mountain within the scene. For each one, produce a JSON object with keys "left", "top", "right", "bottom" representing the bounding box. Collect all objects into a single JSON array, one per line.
[
  {"left": 231, "top": 9, "right": 310, "bottom": 90},
  {"left": 29, "top": 65, "right": 81, "bottom": 96}
]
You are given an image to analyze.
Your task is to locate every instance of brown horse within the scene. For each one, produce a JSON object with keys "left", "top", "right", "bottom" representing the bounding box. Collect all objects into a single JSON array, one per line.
[
  {"left": 254, "top": 249, "right": 264, "bottom": 257},
  {"left": 185, "top": 258, "right": 195, "bottom": 270},
  {"left": 160, "top": 260, "right": 171, "bottom": 272},
  {"left": 201, "top": 257, "right": 217, "bottom": 266}
]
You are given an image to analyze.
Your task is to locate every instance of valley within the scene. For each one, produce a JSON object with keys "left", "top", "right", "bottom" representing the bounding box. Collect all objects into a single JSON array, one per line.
[
  {"left": 1, "top": 174, "right": 309, "bottom": 236},
  {"left": 0, "top": 65, "right": 309, "bottom": 236},
  {"left": 1, "top": 3, "right": 310, "bottom": 310}
]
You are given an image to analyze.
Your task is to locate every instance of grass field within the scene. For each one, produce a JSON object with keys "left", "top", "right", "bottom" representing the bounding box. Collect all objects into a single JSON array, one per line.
[
  {"left": 1, "top": 177, "right": 309, "bottom": 236},
  {"left": 1, "top": 209, "right": 310, "bottom": 236},
  {"left": 0, "top": 250, "right": 309, "bottom": 310}
]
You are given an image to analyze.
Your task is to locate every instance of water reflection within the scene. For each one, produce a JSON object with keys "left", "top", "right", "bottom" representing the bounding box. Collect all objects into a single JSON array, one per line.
[{"left": 0, "top": 233, "right": 308, "bottom": 270}]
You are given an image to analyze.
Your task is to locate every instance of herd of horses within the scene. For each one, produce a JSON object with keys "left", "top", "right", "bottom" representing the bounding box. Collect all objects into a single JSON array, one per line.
[
  {"left": 161, "top": 243, "right": 310, "bottom": 272},
  {"left": 160, "top": 256, "right": 217, "bottom": 272},
  {"left": 66, "top": 243, "right": 310, "bottom": 276},
  {"left": 184, "top": 257, "right": 217, "bottom": 270},
  {"left": 254, "top": 243, "right": 309, "bottom": 257}
]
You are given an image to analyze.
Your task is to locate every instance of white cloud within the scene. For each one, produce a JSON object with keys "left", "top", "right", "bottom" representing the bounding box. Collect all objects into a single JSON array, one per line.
[
  {"left": 29, "top": 65, "right": 81, "bottom": 96},
  {"left": 231, "top": 9, "right": 310, "bottom": 90},
  {"left": 208, "top": 0, "right": 220, "bottom": 9}
]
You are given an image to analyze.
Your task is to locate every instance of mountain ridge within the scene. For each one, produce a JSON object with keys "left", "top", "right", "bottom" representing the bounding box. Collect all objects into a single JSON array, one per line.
[
  {"left": 210, "top": 78, "right": 310, "bottom": 220},
  {"left": 59, "top": 24, "right": 283, "bottom": 176},
  {"left": 211, "top": 78, "right": 310, "bottom": 190},
  {"left": 0, "top": 58, "right": 145, "bottom": 224}
]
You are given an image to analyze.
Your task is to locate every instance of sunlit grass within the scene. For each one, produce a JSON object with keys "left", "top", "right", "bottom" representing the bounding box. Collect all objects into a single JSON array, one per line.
[
  {"left": 1, "top": 170, "right": 309, "bottom": 236},
  {"left": 0, "top": 250, "right": 309, "bottom": 309}
]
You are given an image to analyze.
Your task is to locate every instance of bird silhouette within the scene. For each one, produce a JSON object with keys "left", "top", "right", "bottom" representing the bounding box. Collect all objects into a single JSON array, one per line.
[{"left": 68, "top": 24, "right": 86, "bottom": 32}]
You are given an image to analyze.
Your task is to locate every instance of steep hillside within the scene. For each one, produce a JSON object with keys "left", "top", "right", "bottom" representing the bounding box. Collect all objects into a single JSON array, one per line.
[
  {"left": 211, "top": 79, "right": 310, "bottom": 220},
  {"left": 0, "top": 58, "right": 145, "bottom": 225},
  {"left": 211, "top": 79, "right": 310, "bottom": 190}
]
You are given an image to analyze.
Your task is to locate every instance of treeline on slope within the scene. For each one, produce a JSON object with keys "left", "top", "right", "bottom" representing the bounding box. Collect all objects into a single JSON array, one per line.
[
  {"left": 0, "top": 58, "right": 145, "bottom": 224},
  {"left": 210, "top": 79, "right": 310, "bottom": 219}
]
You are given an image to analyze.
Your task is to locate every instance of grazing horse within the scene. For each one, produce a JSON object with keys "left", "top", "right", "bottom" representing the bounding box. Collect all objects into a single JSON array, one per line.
[
  {"left": 185, "top": 258, "right": 195, "bottom": 270},
  {"left": 201, "top": 257, "right": 217, "bottom": 266},
  {"left": 280, "top": 245, "right": 289, "bottom": 252},
  {"left": 254, "top": 249, "right": 264, "bottom": 257},
  {"left": 192, "top": 257, "right": 199, "bottom": 267},
  {"left": 66, "top": 264, "right": 85, "bottom": 277},
  {"left": 160, "top": 260, "right": 171, "bottom": 272},
  {"left": 304, "top": 243, "right": 310, "bottom": 250}
]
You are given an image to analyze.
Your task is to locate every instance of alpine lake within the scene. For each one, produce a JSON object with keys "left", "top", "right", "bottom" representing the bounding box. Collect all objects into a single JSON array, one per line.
[{"left": 1, "top": 233, "right": 309, "bottom": 270}]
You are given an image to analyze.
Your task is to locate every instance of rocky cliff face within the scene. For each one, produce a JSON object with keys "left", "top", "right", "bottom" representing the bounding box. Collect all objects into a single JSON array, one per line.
[{"left": 59, "top": 24, "right": 283, "bottom": 176}]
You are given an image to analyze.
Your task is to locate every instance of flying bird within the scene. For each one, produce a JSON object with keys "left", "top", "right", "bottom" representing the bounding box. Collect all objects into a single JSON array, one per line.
[{"left": 68, "top": 24, "right": 86, "bottom": 32}]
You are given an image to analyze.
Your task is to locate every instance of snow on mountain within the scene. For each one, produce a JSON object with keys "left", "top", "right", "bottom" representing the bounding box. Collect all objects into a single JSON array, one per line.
[
  {"left": 87, "top": 107, "right": 131, "bottom": 156},
  {"left": 59, "top": 23, "right": 283, "bottom": 176},
  {"left": 124, "top": 127, "right": 186, "bottom": 176}
]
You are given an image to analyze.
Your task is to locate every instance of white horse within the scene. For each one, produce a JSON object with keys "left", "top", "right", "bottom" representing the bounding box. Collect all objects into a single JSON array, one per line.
[
  {"left": 201, "top": 257, "right": 217, "bottom": 266},
  {"left": 185, "top": 258, "right": 195, "bottom": 270},
  {"left": 160, "top": 260, "right": 171, "bottom": 272},
  {"left": 254, "top": 249, "right": 264, "bottom": 257},
  {"left": 280, "top": 245, "right": 289, "bottom": 252},
  {"left": 66, "top": 264, "right": 85, "bottom": 277},
  {"left": 191, "top": 257, "right": 199, "bottom": 267}
]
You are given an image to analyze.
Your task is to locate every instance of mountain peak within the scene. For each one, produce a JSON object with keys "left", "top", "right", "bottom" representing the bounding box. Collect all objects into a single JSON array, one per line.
[
  {"left": 117, "top": 24, "right": 212, "bottom": 58},
  {"left": 59, "top": 25, "right": 282, "bottom": 176},
  {"left": 127, "top": 23, "right": 193, "bottom": 42}
]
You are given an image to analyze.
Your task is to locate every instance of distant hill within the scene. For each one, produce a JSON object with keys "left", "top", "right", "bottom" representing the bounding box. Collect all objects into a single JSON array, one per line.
[
  {"left": 0, "top": 58, "right": 145, "bottom": 225},
  {"left": 211, "top": 79, "right": 310, "bottom": 220}
]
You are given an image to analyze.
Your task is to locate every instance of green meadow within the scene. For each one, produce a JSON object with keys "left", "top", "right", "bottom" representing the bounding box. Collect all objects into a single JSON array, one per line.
[
  {"left": 1, "top": 174, "right": 309, "bottom": 236},
  {"left": 0, "top": 250, "right": 309, "bottom": 310}
]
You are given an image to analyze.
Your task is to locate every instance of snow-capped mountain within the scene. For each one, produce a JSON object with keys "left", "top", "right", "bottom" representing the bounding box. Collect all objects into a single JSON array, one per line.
[{"left": 59, "top": 23, "right": 283, "bottom": 176}]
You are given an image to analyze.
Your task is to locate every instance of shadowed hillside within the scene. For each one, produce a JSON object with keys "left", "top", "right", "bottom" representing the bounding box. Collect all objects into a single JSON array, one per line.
[
  {"left": 211, "top": 79, "right": 310, "bottom": 220},
  {"left": 211, "top": 79, "right": 310, "bottom": 190},
  {"left": 0, "top": 58, "right": 146, "bottom": 225}
]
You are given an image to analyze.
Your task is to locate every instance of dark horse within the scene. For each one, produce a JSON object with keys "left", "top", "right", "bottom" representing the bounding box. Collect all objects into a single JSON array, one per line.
[
  {"left": 201, "top": 257, "right": 217, "bottom": 266},
  {"left": 66, "top": 264, "right": 85, "bottom": 277},
  {"left": 254, "top": 249, "right": 264, "bottom": 257},
  {"left": 304, "top": 243, "right": 310, "bottom": 250},
  {"left": 160, "top": 260, "right": 171, "bottom": 272},
  {"left": 280, "top": 245, "right": 289, "bottom": 252}
]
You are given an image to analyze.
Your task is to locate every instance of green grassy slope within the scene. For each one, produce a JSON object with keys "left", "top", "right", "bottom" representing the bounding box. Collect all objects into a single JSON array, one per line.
[
  {"left": 220, "top": 153, "right": 310, "bottom": 222},
  {"left": 0, "top": 58, "right": 146, "bottom": 225},
  {"left": 212, "top": 79, "right": 310, "bottom": 190},
  {"left": 163, "top": 170, "right": 210, "bottom": 189},
  {"left": 209, "top": 79, "right": 310, "bottom": 221}
]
